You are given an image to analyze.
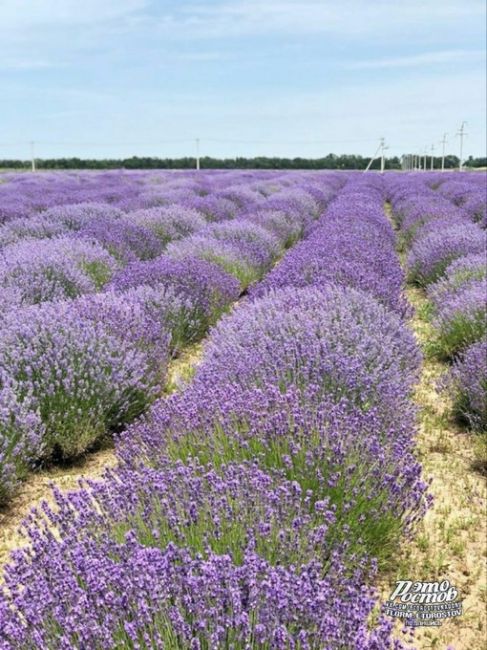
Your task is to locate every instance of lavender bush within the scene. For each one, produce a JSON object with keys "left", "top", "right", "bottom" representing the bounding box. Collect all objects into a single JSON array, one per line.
[
  {"left": 119, "top": 380, "right": 427, "bottom": 563},
  {"left": 109, "top": 256, "right": 240, "bottom": 338},
  {"left": 253, "top": 213, "right": 408, "bottom": 316},
  {"left": 130, "top": 205, "right": 207, "bottom": 245},
  {"left": 202, "top": 221, "right": 281, "bottom": 268},
  {"left": 430, "top": 279, "right": 487, "bottom": 357},
  {"left": 166, "top": 234, "right": 258, "bottom": 288},
  {"left": 0, "top": 380, "right": 44, "bottom": 504},
  {"left": 407, "top": 222, "right": 485, "bottom": 285},
  {"left": 179, "top": 194, "right": 238, "bottom": 221},
  {"left": 0, "top": 214, "right": 69, "bottom": 248},
  {"left": 76, "top": 217, "right": 163, "bottom": 262},
  {"left": 428, "top": 253, "right": 487, "bottom": 303},
  {"left": 41, "top": 202, "right": 125, "bottom": 230},
  {"left": 445, "top": 340, "right": 487, "bottom": 432},
  {"left": 196, "top": 286, "right": 421, "bottom": 429},
  {"left": 0, "top": 236, "right": 119, "bottom": 306},
  {"left": 243, "top": 209, "right": 303, "bottom": 248},
  {"left": 0, "top": 533, "right": 400, "bottom": 650},
  {"left": 0, "top": 300, "right": 165, "bottom": 458},
  {"left": 73, "top": 284, "right": 193, "bottom": 356}
]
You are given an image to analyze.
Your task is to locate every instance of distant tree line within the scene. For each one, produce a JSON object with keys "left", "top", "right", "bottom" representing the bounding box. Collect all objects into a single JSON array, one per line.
[{"left": 0, "top": 153, "right": 484, "bottom": 171}]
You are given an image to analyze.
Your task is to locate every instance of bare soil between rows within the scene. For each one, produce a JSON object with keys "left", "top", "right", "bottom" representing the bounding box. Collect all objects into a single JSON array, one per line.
[{"left": 378, "top": 254, "right": 486, "bottom": 646}]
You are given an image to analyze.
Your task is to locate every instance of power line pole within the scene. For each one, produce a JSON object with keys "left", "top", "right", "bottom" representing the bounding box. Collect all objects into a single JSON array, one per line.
[
  {"left": 364, "top": 137, "right": 383, "bottom": 173},
  {"left": 430, "top": 144, "right": 435, "bottom": 170},
  {"left": 440, "top": 133, "right": 448, "bottom": 172},
  {"left": 380, "top": 137, "right": 387, "bottom": 173},
  {"left": 456, "top": 121, "right": 467, "bottom": 171},
  {"left": 423, "top": 148, "right": 427, "bottom": 172},
  {"left": 30, "top": 140, "right": 36, "bottom": 172},
  {"left": 195, "top": 138, "right": 200, "bottom": 171}
]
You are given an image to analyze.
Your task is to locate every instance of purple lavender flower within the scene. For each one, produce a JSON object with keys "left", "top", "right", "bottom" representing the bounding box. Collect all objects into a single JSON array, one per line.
[
  {"left": 166, "top": 234, "right": 258, "bottom": 288},
  {"left": 253, "top": 200, "right": 408, "bottom": 316},
  {"left": 0, "top": 299, "right": 164, "bottom": 458},
  {"left": 108, "top": 255, "right": 240, "bottom": 336},
  {"left": 76, "top": 217, "right": 163, "bottom": 262},
  {"left": 196, "top": 286, "right": 421, "bottom": 428},
  {"left": 446, "top": 339, "right": 487, "bottom": 431},
  {"left": 431, "top": 279, "right": 487, "bottom": 357},
  {"left": 428, "top": 253, "right": 487, "bottom": 303},
  {"left": 0, "top": 170, "right": 421, "bottom": 650},
  {"left": 0, "top": 380, "right": 44, "bottom": 504},
  {"left": 41, "top": 202, "right": 125, "bottom": 230},
  {"left": 0, "top": 236, "right": 120, "bottom": 306},
  {"left": 0, "top": 537, "right": 404, "bottom": 649},
  {"left": 407, "top": 222, "right": 485, "bottom": 285},
  {"left": 73, "top": 284, "right": 191, "bottom": 356},
  {"left": 463, "top": 192, "right": 486, "bottom": 228},
  {"left": 178, "top": 194, "right": 238, "bottom": 221},
  {"left": 119, "top": 379, "right": 427, "bottom": 561},
  {"left": 130, "top": 205, "right": 207, "bottom": 245},
  {"left": 242, "top": 209, "right": 304, "bottom": 248},
  {"left": 202, "top": 220, "right": 281, "bottom": 267},
  {"left": 0, "top": 213, "right": 70, "bottom": 248}
]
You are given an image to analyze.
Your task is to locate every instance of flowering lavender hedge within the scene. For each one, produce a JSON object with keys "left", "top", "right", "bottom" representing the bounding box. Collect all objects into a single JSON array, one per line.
[
  {"left": 241, "top": 208, "right": 304, "bottom": 248},
  {"left": 428, "top": 253, "right": 486, "bottom": 301},
  {"left": 166, "top": 234, "right": 263, "bottom": 288},
  {"left": 0, "top": 172, "right": 341, "bottom": 501},
  {"left": 0, "top": 213, "right": 70, "bottom": 248},
  {"left": 0, "top": 525, "right": 397, "bottom": 649},
  {"left": 389, "top": 174, "right": 486, "bottom": 438},
  {"left": 76, "top": 216, "right": 163, "bottom": 263},
  {"left": 437, "top": 178, "right": 487, "bottom": 227},
  {"left": 0, "top": 381, "right": 44, "bottom": 504},
  {"left": 41, "top": 202, "right": 125, "bottom": 230},
  {"left": 430, "top": 279, "right": 487, "bottom": 358},
  {"left": 0, "top": 297, "right": 165, "bottom": 463},
  {"left": 445, "top": 340, "right": 487, "bottom": 432},
  {"left": 130, "top": 205, "right": 207, "bottom": 244},
  {"left": 253, "top": 179, "right": 409, "bottom": 316},
  {"left": 0, "top": 172, "right": 421, "bottom": 648},
  {"left": 109, "top": 256, "right": 241, "bottom": 339},
  {"left": 119, "top": 377, "right": 427, "bottom": 563},
  {"left": 0, "top": 236, "right": 120, "bottom": 308},
  {"left": 407, "top": 222, "right": 485, "bottom": 286},
  {"left": 196, "top": 286, "right": 420, "bottom": 429}
]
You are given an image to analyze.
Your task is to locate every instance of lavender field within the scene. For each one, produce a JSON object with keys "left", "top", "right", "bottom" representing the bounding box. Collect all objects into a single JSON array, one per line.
[{"left": 0, "top": 169, "right": 485, "bottom": 649}]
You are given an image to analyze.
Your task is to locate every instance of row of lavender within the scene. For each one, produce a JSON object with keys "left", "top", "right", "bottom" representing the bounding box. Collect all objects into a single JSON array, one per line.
[
  {"left": 388, "top": 173, "right": 486, "bottom": 433},
  {"left": 434, "top": 173, "right": 486, "bottom": 229},
  {"left": 0, "top": 175, "right": 427, "bottom": 649},
  {"left": 0, "top": 170, "right": 291, "bottom": 223},
  {"left": 0, "top": 172, "right": 334, "bottom": 308},
  {"left": 0, "top": 172, "right": 341, "bottom": 504}
]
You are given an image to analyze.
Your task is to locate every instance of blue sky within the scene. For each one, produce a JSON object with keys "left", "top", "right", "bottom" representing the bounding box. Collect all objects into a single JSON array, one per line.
[{"left": 0, "top": 0, "right": 485, "bottom": 160}]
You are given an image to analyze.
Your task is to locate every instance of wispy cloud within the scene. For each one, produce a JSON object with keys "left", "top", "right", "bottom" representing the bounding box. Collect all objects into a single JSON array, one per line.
[
  {"left": 0, "top": 0, "right": 484, "bottom": 158},
  {"left": 344, "top": 49, "right": 485, "bottom": 70},
  {"left": 155, "top": 0, "right": 486, "bottom": 40},
  {"left": 0, "top": 58, "right": 65, "bottom": 70},
  {"left": 0, "top": 0, "right": 148, "bottom": 30}
]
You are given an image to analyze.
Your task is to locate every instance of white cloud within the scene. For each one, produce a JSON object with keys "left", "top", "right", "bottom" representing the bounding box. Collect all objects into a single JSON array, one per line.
[
  {"left": 0, "top": 0, "right": 148, "bottom": 30},
  {"left": 0, "top": 0, "right": 149, "bottom": 69},
  {"left": 344, "top": 50, "right": 485, "bottom": 70},
  {"left": 0, "top": 58, "right": 65, "bottom": 70},
  {"left": 155, "top": 0, "right": 486, "bottom": 40}
]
